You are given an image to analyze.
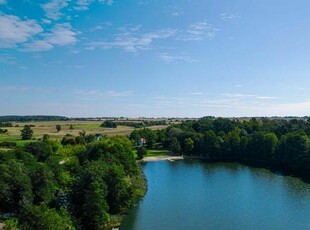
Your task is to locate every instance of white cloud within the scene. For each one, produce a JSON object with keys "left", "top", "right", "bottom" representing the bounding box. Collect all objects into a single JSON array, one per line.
[
  {"left": 45, "top": 23, "right": 78, "bottom": 46},
  {"left": 74, "top": 89, "right": 135, "bottom": 98},
  {"left": 222, "top": 93, "right": 256, "bottom": 98},
  {"left": 0, "top": 14, "right": 43, "bottom": 48},
  {"left": 0, "top": 0, "right": 7, "bottom": 5},
  {"left": 86, "top": 22, "right": 218, "bottom": 53},
  {"left": 220, "top": 13, "right": 239, "bottom": 21},
  {"left": 178, "top": 22, "right": 217, "bottom": 41},
  {"left": 74, "top": 0, "right": 94, "bottom": 10},
  {"left": 89, "top": 22, "right": 112, "bottom": 32},
  {"left": 41, "top": 0, "right": 70, "bottom": 20},
  {"left": 88, "top": 26, "right": 176, "bottom": 52},
  {"left": 222, "top": 93, "right": 277, "bottom": 100},
  {"left": 164, "top": 5, "right": 182, "bottom": 17},
  {"left": 42, "top": 19, "right": 52, "bottom": 24},
  {"left": 256, "top": 96, "right": 278, "bottom": 100},
  {"left": 158, "top": 53, "right": 197, "bottom": 63},
  {"left": 190, "top": 92, "right": 204, "bottom": 95},
  {"left": 74, "top": 0, "right": 113, "bottom": 11},
  {"left": 105, "top": 90, "right": 134, "bottom": 97},
  {"left": 22, "top": 40, "right": 54, "bottom": 52},
  {"left": 22, "top": 23, "right": 79, "bottom": 52}
]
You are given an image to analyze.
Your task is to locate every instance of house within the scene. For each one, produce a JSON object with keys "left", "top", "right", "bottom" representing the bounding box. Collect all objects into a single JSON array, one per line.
[
  {"left": 95, "top": 134, "right": 104, "bottom": 140},
  {"left": 137, "top": 138, "right": 147, "bottom": 147}
]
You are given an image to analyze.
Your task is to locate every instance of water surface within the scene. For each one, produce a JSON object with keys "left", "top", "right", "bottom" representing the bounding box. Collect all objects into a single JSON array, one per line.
[{"left": 121, "top": 160, "right": 310, "bottom": 230}]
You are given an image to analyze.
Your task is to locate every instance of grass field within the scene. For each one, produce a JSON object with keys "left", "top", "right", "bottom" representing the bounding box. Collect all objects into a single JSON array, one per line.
[
  {"left": 147, "top": 149, "right": 170, "bottom": 156},
  {"left": 0, "top": 120, "right": 168, "bottom": 151},
  {"left": 133, "top": 149, "right": 170, "bottom": 158}
]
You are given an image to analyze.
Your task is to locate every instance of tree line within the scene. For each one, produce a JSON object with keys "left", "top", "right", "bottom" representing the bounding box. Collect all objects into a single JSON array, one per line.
[
  {"left": 0, "top": 116, "right": 69, "bottom": 122},
  {"left": 130, "top": 117, "right": 310, "bottom": 179},
  {"left": 100, "top": 120, "right": 168, "bottom": 129},
  {"left": 0, "top": 135, "right": 146, "bottom": 229}
]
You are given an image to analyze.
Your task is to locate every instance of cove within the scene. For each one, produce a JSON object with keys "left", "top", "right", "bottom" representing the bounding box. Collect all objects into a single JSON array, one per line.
[{"left": 120, "top": 160, "right": 310, "bottom": 230}]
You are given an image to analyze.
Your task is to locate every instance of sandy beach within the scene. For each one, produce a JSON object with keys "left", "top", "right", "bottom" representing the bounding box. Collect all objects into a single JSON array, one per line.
[{"left": 142, "top": 156, "right": 184, "bottom": 162}]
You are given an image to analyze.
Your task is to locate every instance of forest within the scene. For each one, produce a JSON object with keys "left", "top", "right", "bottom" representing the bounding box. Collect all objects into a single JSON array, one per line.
[
  {"left": 130, "top": 117, "right": 310, "bottom": 180},
  {"left": 0, "top": 135, "right": 146, "bottom": 229}
]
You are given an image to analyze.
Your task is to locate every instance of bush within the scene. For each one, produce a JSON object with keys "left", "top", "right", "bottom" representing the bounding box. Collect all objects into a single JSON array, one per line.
[{"left": 0, "top": 142, "right": 17, "bottom": 148}]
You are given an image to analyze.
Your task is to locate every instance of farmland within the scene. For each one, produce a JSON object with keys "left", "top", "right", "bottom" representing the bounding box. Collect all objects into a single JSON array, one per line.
[{"left": 0, "top": 119, "right": 169, "bottom": 150}]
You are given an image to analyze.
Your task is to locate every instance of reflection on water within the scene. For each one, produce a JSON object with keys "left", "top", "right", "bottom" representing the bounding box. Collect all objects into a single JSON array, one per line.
[{"left": 121, "top": 160, "right": 310, "bottom": 230}]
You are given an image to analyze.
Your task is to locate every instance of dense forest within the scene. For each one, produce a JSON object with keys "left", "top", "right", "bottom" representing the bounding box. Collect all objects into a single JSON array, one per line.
[
  {"left": 0, "top": 135, "right": 146, "bottom": 229},
  {"left": 130, "top": 117, "right": 310, "bottom": 180}
]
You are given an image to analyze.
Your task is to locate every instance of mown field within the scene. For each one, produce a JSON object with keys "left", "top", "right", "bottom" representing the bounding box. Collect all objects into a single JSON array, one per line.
[{"left": 0, "top": 120, "right": 168, "bottom": 150}]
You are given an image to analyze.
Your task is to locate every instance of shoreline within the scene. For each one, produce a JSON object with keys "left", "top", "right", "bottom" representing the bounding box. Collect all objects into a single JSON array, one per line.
[{"left": 142, "top": 155, "right": 184, "bottom": 162}]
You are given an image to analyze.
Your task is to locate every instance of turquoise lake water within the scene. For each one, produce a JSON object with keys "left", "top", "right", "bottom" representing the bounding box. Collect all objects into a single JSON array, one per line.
[{"left": 121, "top": 160, "right": 310, "bottom": 230}]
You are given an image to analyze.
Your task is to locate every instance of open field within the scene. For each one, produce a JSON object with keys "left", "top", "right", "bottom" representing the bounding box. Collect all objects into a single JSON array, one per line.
[{"left": 0, "top": 120, "right": 168, "bottom": 150}]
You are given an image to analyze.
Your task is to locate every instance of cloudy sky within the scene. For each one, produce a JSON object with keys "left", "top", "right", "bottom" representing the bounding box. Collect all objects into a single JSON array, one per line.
[{"left": 1, "top": 0, "right": 310, "bottom": 117}]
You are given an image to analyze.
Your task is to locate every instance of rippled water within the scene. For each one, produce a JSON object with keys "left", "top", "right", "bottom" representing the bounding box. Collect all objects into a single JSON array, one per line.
[{"left": 121, "top": 160, "right": 310, "bottom": 230}]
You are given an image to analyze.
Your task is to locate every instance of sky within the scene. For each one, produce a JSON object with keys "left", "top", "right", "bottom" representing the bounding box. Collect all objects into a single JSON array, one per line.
[{"left": 1, "top": 0, "right": 310, "bottom": 118}]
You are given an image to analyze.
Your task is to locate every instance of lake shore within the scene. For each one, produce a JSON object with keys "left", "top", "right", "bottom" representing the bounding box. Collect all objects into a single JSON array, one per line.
[{"left": 142, "top": 156, "right": 184, "bottom": 162}]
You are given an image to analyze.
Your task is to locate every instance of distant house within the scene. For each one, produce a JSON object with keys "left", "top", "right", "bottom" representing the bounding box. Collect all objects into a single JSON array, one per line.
[
  {"left": 138, "top": 138, "right": 147, "bottom": 147},
  {"left": 95, "top": 134, "right": 104, "bottom": 140}
]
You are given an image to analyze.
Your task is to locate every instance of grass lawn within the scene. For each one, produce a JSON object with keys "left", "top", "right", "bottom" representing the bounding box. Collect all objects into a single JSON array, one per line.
[
  {"left": 147, "top": 149, "right": 170, "bottom": 157},
  {"left": 133, "top": 149, "right": 170, "bottom": 158}
]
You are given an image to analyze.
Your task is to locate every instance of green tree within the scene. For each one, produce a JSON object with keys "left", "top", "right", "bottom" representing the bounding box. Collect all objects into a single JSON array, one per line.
[
  {"left": 276, "top": 132, "right": 309, "bottom": 170},
  {"left": 81, "top": 182, "right": 110, "bottom": 229},
  {"left": 203, "top": 130, "right": 221, "bottom": 159},
  {"left": 137, "top": 147, "right": 147, "bottom": 159},
  {"left": 169, "top": 137, "right": 181, "bottom": 154},
  {"left": 0, "top": 160, "right": 33, "bottom": 213},
  {"left": 21, "top": 125, "right": 33, "bottom": 140},
  {"left": 20, "top": 204, "right": 74, "bottom": 230},
  {"left": 30, "top": 164, "right": 56, "bottom": 205},
  {"left": 183, "top": 137, "right": 194, "bottom": 154},
  {"left": 56, "top": 125, "right": 61, "bottom": 132},
  {"left": 43, "top": 134, "right": 50, "bottom": 142},
  {"left": 26, "top": 142, "right": 53, "bottom": 162},
  {"left": 101, "top": 120, "right": 117, "bottom": 128}
]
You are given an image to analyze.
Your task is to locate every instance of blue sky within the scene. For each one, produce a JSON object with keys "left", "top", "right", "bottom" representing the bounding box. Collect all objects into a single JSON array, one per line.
[{"left": 1, "top": 0, "right": 310, "bottom": 117}]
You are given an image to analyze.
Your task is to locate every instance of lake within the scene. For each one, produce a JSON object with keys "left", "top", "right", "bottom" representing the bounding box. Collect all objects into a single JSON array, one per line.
[{"left": 120, "top": 160, "right": 310, "bottom": 230}]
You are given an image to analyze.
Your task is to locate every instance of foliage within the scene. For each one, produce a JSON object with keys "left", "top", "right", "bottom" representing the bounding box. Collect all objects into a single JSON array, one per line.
[
  {"left": 0, "top": 116, "right": 68, "bottom": 122},
  {"left": 101, "top": 120, "right": 117, "bottom": 128},
  {"left": 131, "top": 117, "right": 310, "bottom": 180},
  {"left": 0, "top": 128, "right": 8, "bottom": 134},
  {"left": 137, "top": 147, "right": 147, "bottom": 159},
  {"left": 20, "top": 125, "right": 33, "bottom": 140},
  {"left": 56, "top": 125, "right": 61, "bottom": 132},
  {"left": 130, "top": 128, "right": 157, "bottom": 149},
  {"left": 0, "top": 135, "right": 145, "bottom": 230},
  {"left": 25, "top": 142, "right": 53, "bottom": 162},
  {"left": 116, "top": 120, "right": 167, "bottom": 128},
  {"left": 0, "top": 160, "right": 33, "bottom": 213},
  {"left": 20, "top": 205, "right": 74, "bottom": 230},
  {"left": 0, "top": 141, "right": 17, "bottom": 148}
]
